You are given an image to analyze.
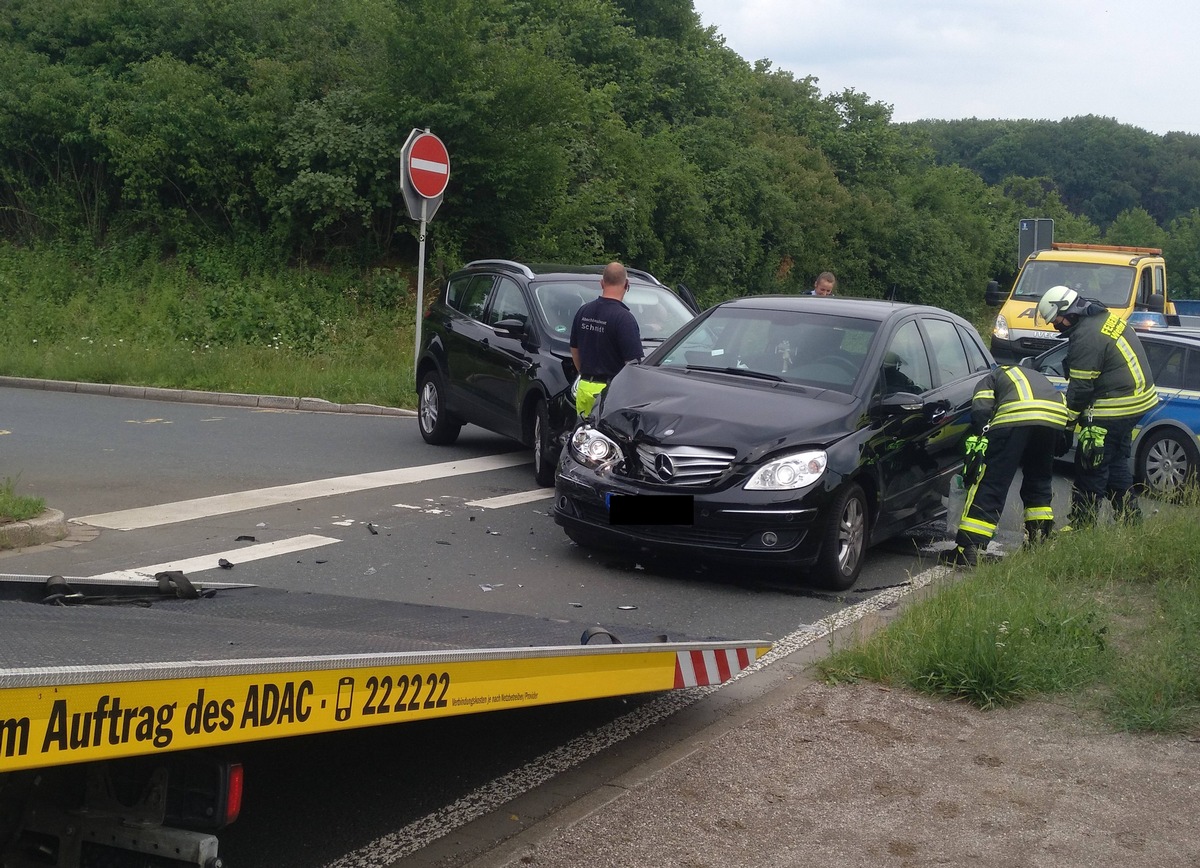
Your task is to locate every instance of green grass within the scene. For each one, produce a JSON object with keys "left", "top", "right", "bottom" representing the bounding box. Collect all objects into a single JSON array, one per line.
[
  {"left": 0, "top": 241, "right": 421, "bottom": 408},
  {"left": 821, "top": 500, "right": 1200, "bottom": 735},
  {"left": 0, "top": 477, "right": 46, "bottom": 525}
]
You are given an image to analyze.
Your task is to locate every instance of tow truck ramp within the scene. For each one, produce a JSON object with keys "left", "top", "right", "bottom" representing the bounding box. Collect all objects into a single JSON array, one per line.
[{"left": 1, "top": 574, "right": 769, "bottom": 866}]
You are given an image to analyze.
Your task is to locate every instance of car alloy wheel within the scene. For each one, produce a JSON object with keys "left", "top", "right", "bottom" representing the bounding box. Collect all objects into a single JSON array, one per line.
[
  {"left": 814, "top": 482, "right": 867, "bottom": 591},
  {"left": 1137, "top": 428, "right": 1198, "bottom": 498},
  {"left": 417, "top": 369, "right": 462, "bottom": 445},
  {"left": 532, "top": 398, "right": 556, "bottom": 487}
]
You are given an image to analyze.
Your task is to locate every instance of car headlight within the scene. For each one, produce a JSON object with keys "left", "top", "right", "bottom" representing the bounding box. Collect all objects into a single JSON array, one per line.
[
  {"left": 744, "top": 450, "right": 828, "bottom": 491},
  {"left": 570, "top": 425, "right": 621, "bottom": 467},
  {"left": 993, "top": 314, "right": 1010, "bottom": 341}
]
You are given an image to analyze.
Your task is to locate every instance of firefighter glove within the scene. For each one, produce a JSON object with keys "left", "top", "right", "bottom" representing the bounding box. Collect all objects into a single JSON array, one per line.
[
  {"left": 964, "top": 434, "right": 988, "bottom": 457},
  {"left": 1077, "top": 424, "right": 1106, "bottom": 470}
]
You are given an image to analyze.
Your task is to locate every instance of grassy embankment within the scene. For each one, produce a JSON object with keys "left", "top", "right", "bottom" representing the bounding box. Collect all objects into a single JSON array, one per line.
[
  {"left": 822, "top": 499, "right": 1200, "bottom": 735},
  {"left": 0, "top": 242, "right": 421, "bottom": 409}
]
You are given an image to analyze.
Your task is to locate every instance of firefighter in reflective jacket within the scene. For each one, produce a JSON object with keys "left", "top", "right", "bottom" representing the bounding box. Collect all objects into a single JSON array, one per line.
[
  {"left": 948, "top": 365, "right": 1069, "bottom": 566},
  {"left": 1036, "top": 285, "right": 1158, "bottom": 528}
]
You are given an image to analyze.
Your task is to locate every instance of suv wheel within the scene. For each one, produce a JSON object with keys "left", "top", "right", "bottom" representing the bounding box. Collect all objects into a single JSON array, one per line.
[
  {"left": 532, "top": 398, "right": 557, "bottom": 487},
  {"left": 417, "top": 370, "right": 462, "bottom": 445}
]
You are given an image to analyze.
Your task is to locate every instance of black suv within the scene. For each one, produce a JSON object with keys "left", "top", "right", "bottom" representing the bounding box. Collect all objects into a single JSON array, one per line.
[{"left": 415, "top": 260, "right": 698, "bottom": 485}]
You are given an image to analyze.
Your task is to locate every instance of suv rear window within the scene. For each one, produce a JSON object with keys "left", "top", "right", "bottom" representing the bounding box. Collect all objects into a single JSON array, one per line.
[{"left": 447, "top": 274, "right": 494, "bottom": 320}]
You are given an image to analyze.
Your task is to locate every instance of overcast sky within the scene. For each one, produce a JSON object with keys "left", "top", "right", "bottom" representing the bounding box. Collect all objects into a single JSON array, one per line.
[{"left": 691, "top": 0, "right": 1199, "bottom": 136}]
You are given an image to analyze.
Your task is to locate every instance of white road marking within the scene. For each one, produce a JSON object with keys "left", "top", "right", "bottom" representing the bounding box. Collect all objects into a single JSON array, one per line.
[
  {"left": 465, "top": 489, "right": 554, "bottom": 509},
  {"left": 87, "top": 534, "right": 341, "bottom": 581},
  {"left": 323, "top": 565, "right": 952, "bottom": 867},
  {"left": 72, "top": 454, "right": 532, "bottom": 530}
]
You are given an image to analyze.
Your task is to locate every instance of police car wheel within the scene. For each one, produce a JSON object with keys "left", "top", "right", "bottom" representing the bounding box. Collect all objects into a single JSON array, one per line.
[{"left": 1136, "top": 428, "right": 1198, "bottom": 499}]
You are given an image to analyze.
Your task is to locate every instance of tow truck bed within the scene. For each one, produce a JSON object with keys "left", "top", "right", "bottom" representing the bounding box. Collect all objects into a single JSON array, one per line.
[{"left": 1, "top": 574, "right": 769, "bottom": 773}]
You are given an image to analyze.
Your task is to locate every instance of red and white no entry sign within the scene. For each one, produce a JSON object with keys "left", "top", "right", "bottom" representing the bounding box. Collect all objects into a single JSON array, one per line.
[{"left": 407, "top": 132, "right": 450, "bottom": 199}]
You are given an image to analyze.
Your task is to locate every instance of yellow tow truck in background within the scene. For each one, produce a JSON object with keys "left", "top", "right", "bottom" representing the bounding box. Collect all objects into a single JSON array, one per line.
[{"left": 986, "top": 239, "right": 1176, "bottom": 362}]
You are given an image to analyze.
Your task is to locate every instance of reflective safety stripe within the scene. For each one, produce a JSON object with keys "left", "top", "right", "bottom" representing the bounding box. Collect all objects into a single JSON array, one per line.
[
  {"left": 992, "top": 399, "right": 1070, "bottom": 427},
  {"left": 673, "top": 647, "right": 755, "bottom": 688},
  {"left": 1092, "top": 388, "right": 1158, "bottom": 419},
  {"left": 1024, "top": 505, "right": 1054, "bottom": 521},
  {"left": 1004, "top": 366, "right": 1034, "bottom": 402},
  {"left": 958, "top": 515, "right": 997, "bottom": 537}
]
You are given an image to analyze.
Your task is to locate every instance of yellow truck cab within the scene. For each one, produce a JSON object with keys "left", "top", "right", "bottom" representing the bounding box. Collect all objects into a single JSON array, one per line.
[{"left": 986, "top": 243, "right": 1173, "bottom": 362}]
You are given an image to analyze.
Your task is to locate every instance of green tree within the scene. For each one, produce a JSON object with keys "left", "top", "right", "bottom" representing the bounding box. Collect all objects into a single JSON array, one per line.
[
  {"left": 1164, "top": 210, "right": 1200, "bottom": 299},
  {"left": 1104, "top": 207, "right": 1167, "bottom": 249}
]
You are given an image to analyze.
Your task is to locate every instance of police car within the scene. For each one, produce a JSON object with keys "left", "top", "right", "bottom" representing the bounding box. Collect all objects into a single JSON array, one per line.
[{"left": 1024, "top": 328, "right": 1200, "bottom": 496}]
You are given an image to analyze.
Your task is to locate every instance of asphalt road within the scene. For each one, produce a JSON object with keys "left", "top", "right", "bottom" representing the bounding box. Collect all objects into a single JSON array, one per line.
[{"left": 0, "top": 385, "right": 1069, "bottom": 866}]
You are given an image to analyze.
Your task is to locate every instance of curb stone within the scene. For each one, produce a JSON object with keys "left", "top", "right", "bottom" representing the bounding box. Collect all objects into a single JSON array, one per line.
[
  {"left": 0, "top": 376, "right": 416, "bottom": 417},
  {"left": 0, "top": 508, "right": 68, "bottom": 550}
]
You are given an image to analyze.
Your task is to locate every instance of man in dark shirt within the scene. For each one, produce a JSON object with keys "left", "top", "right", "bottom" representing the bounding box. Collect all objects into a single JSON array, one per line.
[{"left": 570, "top": 262, "right": 642, "bottom": 417}]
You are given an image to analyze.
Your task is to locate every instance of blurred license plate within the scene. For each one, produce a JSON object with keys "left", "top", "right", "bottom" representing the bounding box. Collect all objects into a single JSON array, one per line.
[{"left": 606, "top": 493, "right": 694, "bottom": 526}]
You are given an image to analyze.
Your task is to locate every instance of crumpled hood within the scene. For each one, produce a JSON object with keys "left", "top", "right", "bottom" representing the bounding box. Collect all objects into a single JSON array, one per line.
[{"left": 596, "top": 364, "right": 859, "bottom": 459}]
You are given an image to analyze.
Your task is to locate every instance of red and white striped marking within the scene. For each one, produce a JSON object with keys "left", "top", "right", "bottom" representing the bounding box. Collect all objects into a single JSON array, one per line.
[{"left": 673, "top": 646, "right": 755, "bottom": 688}]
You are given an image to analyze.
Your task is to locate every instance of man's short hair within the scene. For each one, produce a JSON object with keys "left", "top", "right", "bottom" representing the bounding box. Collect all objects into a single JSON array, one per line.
[{"left": 602, "top": 262, "right": 628, "bottom": 288}]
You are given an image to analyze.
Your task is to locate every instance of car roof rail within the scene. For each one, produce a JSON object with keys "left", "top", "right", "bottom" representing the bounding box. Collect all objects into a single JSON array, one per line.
[
  {"left": 625, "top": 267, "right": 665, "bottom": 287},
  {"left": 464, "top": 259, "right": 536, "bottom": 279}
]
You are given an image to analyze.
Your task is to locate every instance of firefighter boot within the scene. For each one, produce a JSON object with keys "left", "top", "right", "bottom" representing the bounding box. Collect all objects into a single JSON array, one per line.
[
  {"left": 941, "top": 543, "right": 979, "bottom": 568},
  {"left": 1113, "top": 492, "right": 1144, "bottom": 526},
  {"left": 1023, "top": 520, "right": 1054, "bottom": 548}
]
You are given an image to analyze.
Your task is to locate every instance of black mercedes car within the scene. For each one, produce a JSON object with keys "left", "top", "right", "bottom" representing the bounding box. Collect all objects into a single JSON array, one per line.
[
  {"left": 553, "top": 296, "right": 995, "bottom": 589},
  {"left": 415, "top": 260, "right": 697, "bottom": 485}
]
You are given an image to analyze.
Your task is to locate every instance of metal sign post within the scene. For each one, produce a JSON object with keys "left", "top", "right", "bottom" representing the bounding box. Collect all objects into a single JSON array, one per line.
[
  {"left": 414, "top": 198, "right": 428, "bottom": 376},
  {"left": 400, "top": 129, "right": 450, "bottom": 383}
]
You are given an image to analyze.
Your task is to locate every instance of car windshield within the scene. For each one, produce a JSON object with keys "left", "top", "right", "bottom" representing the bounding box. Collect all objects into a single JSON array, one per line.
[
  {"left": 532, "top": 280, "right": 694, "bottom": 340},
  {"left": 1012, "top": 261, "right": 1135, "bottom": 307},
  {"left": 654, "top": 307, "right": 879, "bottom": 393}
]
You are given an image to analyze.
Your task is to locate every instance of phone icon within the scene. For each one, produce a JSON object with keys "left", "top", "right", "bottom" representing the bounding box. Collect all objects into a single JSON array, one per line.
[{"left": 335, "top": 677, "right": 354, "bottom": 721}]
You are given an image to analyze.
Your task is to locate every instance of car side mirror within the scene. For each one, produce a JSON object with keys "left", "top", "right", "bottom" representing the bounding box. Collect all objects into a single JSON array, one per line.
[
  {"left": 492, "top": 318, "right": 527, "bottom": 338},
  {"left": 880, "top": 392, "right": 924, "bottom": 415},
  {"left": 985, "top": 279, "right": 1006, "bottom": 307},
  {"left": 1147, "top": 293, "right": 1165, "bottom": 313},
  {"left": 1018, "top": 355, "right": 1037, "bottom": 368}
]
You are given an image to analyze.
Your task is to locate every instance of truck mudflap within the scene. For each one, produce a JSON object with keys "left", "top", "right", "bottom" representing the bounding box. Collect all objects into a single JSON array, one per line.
[{"left": 1, "top": 574, "right": 770, "bottom": 774}]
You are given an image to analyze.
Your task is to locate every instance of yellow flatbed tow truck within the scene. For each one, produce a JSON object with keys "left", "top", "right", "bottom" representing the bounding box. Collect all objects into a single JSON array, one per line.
[{"left": 0, "top": 572, "right": 768, "bottom": 867}]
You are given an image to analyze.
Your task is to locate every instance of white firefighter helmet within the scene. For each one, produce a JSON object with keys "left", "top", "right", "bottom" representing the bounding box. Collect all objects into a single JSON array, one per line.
[{"left": 1035, "top": 285, "right": 1079, "bottom": 326}]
